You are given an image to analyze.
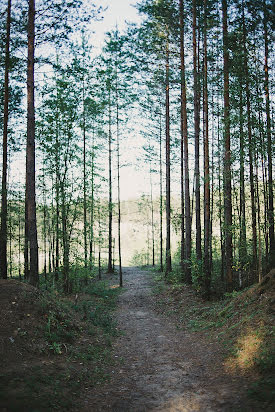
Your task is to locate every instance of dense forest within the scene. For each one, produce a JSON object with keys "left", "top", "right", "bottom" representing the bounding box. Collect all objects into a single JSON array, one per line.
[
  {"left": 0, "top": 1, "right": 274, "bottom": 410},
  {"left": 0, "top": 0, "right": 274, "bottom": 294}
]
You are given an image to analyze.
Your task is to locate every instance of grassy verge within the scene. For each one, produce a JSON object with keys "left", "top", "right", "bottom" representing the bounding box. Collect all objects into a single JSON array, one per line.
[
  {"left": 0, "top": 278, "right": 122, "bottom": 411},
  {"left": 150, "top": 268, "right": 275, "bottom": 407}
]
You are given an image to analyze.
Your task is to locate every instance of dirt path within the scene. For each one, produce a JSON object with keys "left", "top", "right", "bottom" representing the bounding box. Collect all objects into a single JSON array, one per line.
[{"left": 82, "top": 267, "right": 254, "bottom": 411}]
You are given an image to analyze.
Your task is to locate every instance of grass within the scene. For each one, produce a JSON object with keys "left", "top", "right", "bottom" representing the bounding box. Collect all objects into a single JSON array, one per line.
[
  {"left": 0, "top": 277, "right": 122, "bottom": 411},
  {"left": 151, "top": 270, "right": 275, "bottom": 407}
]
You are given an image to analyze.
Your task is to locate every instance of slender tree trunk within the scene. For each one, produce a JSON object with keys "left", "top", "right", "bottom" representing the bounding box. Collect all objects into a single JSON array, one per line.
[
  {"left": 179, "top": 0, "right": 191, "bottom": 283},
  {"left": 61, "top": 206, "right": 69, "bottom": 293},
  {"left": 51, "top": 179, "right": 55, "bottom": 274},
  {"left": 192, "top": 0, "right": 202, "bottom": 263},
  {"left": 165, "top": 34, "right": 172, "bottom": 275},
  {"left": 107, "top": 89, "right": 114, "bottom": 273},
  {"left": 115, "top": 68, "right": 122, "bottom": 287},
  {"left": 55, "top": 126, "right": 60, "bottom": 282},
  {"left": 25, "top": 0, "right": 39, "bottom": 287},
  {"left": 83, "top": 76, "right": 88, "bottom": 269},
  {"left": 203, "top": 0, "right": 211, "bottom": 296},
  {"left": 159, "top": 108, "right": 164, "bottom": 272},
  {"left": 217, "top": 106, "right": 225, "bottom": 279},
  {"left": 42, "top": 159, "right": 47, "bottom": 281},
  {"left": 98, "top": 202, "right": 102, "bottom": 280},
  {"left": 150, "top": 163, "right": 155, "bottom": 266},
  {"left": 264, "top": 0, "right": 274, "bottom": 269},
  {"left": 18, "top": 196, "right": 22, "bottom": 281},
  {"left": 242, "top": 2, "right": 257, "bottom": 278},
  {"left": 256, "top": 157, "right": 263, "bottom": 281},
  {"left": 254, "top": 44, "right": 268, "bottom": 270},
  {"left": 112, "top": 237, "right": 115, "bottom": 270},
  {"left": 239, "top": 85, "right": 247, "bottom": 280},
  {"left": 222, "top": 0, "right": 233, "bottom": 291},
  {"left": 0, "top": 0, "right": 11, "bottom": 280},
  {"left": 9, "top": 202, "right": 12, "bottom": 278},
  {"left": 210, "top": 101, "right": 214, "bottom": 275},
  {"left": 89, "top": 129, "right": 95, "bottom": 269}
]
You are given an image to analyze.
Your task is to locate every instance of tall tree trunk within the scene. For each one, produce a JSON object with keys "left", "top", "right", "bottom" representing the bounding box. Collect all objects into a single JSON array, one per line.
[
  {"left": 18, "top": 196, "right": 22, "bottom": 281},
  {"left": 165, "top": 34, "right": 172, "bottom": 275},
  {"left": 263, "top": 0, "right": 274, "bottom": 269},
  {"left": 256, "top": 157, "right": 263, "bottom": 281},
  {"left": 217, "top": 108, "right": 225, "bottom": 279},
  {"left": 159, "top": 107, "right": 164, "bottom": 272},
  {"left": 179, "top": 0, "right": 191, "bottom": 283},
  {"left": 89, "top": 127, "right": 95, "bottom": 269},
  {"left": 0, "top": 0, "right": 11, "bottom": 280},
  {"left": 7, "top": 194, "right": 11, "bottom": 279},
  {"left": 98, "top": 201, "right": 102, "bottom": 280},
  {"left": 25, "top": 0, "right": 39, "bottom": 287},
  {"left": 61, "top": 186, "right": 69, "bottom": 293},
  {"left": 42, "top": 158, "right": 47, "bottom": 281},
  {"left": 107, "top": 89, "right": 114, "bottom": 273},
  {"left": 222, "top": 0, "right": 233, "bottom": 292},
  {"left": 242, "top": 1, "right": 257, "bottom": 278},
  {"left": 83, "top": 76, "right": 88, "bottom": 269},
  {"left": 203, "top": 0, "right": 211, "bottom": 296},
  {"left": 254, "top": 42, "right": 268, "bottom": 270},
  {"left": 55, "top": 119, "right": 60, "bottom": 282},
  {"left": 192, "top": 0, "right": 202, "bottom": 263},
  {"left": 150, "top": 162, "right": 155, "bottom": 266},
  {"left": 239, "top": 86, "right": 247, "bottom": 281},
  {"left": 115, "top": 68, "right": 122, "bottom": 287}
]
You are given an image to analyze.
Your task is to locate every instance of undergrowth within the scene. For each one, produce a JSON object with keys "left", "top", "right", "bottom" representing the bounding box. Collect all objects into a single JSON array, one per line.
[
  {"left": 0, "top": 277, "right": 121, "bottom": 411},
  {"left": 150, "top": 268, "right": 275, "bottom": 407}
]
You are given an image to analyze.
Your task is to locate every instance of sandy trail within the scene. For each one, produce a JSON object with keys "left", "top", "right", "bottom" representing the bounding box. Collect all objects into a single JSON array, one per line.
[{"left": 82, "top": 267, "right": 253, "bottom": 412}]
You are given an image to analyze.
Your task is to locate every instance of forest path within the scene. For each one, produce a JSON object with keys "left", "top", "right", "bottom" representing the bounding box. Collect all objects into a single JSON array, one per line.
[{"left": 82, "top": 267, "right": 251, "bottom": 412}]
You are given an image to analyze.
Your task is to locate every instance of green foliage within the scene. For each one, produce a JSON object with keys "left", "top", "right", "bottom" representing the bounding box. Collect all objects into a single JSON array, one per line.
[
  {"left": 72, "top": 281, "right": 121, "bottom": 335},
  {"left": 164, "top": 265, "right": 182, "bottom": 285},
  {"left": 131, "top": 248, "right": 150, "bottom": 266}
]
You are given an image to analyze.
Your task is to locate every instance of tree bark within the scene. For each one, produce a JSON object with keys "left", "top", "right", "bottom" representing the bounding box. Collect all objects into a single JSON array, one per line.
[
  {"left": 25, "top": 0, "right": 39, "bottom": 287},
  {"left": 179, "top": 0, "right": 191, "bottom": 283},
  {"left": 150, "top": 162, "right": 155, "bottom": 266},
  {"left": 107, "top": 89, "right": 114, "bottom": 273},
  {"left": 0, "top": 0, "right": 11, "bottom": 280},
  {"left": 159, "top": 108, "right": 164, "bottom": 272},
  {"left": 203, "top": 0, "right": 211, "bottom": 296},
  {"left": 83, "top": 76, "right": 88, "bottom": 269},
  {"left": 115, "top": 57, "right": 122, "bottom": 286},
  {"left": 242, "top": 1, "right": 257, "bottom": 277},
  {"left": 263, "top": 0, "right": 274, "bottom": 269},
  {"left": 89, "top": 128, "right": 95, "bottom": 269},
  {"left": 165, "top": 34, "right": 172, "bottom": 275},
  {"left": 222, "top": 0, "right": 233, "bottom": 291},
  {"left": 239, "top": 86, "right": 247, "bottom": 280},
  {"left": 192, "top": 0, "right": 202, "bottom": 263}
]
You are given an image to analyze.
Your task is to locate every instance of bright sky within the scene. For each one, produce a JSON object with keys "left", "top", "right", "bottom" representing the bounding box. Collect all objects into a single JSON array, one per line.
[
  {"left": 10, "top": 0, "right": 153, "bottom": 202},
  {"left": 91, "top": 0, "right": 150, "bottom": 201},
  {"left": 92, "top": 0, "right": 141, "bottom": 50}
]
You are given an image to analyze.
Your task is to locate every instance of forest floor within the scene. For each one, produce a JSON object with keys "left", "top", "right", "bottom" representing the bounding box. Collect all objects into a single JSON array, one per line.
[
  {"left": 80, "top": 267, "right": 274, "bottom": 411},
  {"left": 0, "top": 267, "right": 274, "bottom": 411}
]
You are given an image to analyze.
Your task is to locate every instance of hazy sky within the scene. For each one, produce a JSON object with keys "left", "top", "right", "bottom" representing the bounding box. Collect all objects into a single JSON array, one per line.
[
  {"left": 92, "top": 0, "right": 141, "bottom": 50},
  {"left": 11, "top": 1, "right": 151, "bottom": 202},
  {"left": 91, "top": 0, "right": 150, "bottom": 201}
]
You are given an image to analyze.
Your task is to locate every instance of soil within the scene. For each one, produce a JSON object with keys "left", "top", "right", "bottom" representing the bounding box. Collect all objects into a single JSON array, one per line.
[
  {"left": 80, "top": 267, "right": 264, "bottom": 412},
  {"left": 1, "top": 268, "right": 272, "bottom": 411}
]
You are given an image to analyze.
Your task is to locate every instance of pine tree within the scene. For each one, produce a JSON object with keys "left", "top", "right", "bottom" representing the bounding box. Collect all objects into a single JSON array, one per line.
[{"left": 0, "top": 0, "right": 11, "bottom": 280}]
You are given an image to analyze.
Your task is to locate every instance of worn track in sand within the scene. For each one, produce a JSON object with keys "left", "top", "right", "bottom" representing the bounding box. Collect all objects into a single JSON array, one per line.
[{"left": 81, "top": 267, "right": 257, "bottom": 411}]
